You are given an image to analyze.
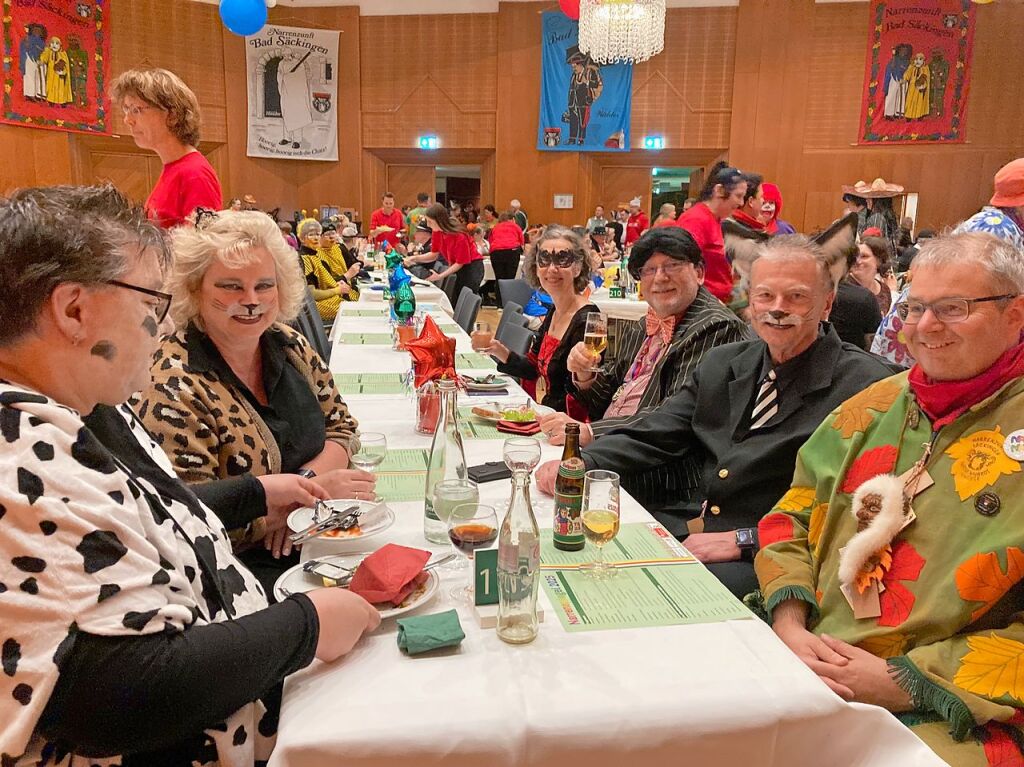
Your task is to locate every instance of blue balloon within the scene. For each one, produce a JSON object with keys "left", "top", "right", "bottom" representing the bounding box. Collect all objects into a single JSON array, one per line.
[{"left": 219, "top": 0, "right": 267, "bottom": 37}]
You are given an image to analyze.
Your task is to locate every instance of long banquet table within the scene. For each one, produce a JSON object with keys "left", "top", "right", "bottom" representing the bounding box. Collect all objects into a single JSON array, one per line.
[{"left": 271, "top": 294, "right": 946, "bottom": 767}]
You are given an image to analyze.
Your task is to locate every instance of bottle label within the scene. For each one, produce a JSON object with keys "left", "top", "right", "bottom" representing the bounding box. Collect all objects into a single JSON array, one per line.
[{"left": 553, "top": 491, "right": 583, "bottom": 545}]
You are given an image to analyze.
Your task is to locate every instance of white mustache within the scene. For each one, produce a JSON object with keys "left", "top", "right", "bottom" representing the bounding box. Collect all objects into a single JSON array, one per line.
[{"left": 754, "top": 311, "right": 809, "bottom": 328}]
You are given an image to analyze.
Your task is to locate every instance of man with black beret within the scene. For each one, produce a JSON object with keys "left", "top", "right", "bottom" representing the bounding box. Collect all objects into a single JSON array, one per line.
[{"left": 538, "top": 226, "right": 750, "bottom": 509}]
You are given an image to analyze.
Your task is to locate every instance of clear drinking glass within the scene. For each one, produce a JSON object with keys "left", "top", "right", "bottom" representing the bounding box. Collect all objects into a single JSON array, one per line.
[
  {"left": 447, "top": 502, "right": 498, "bottom": 603},
  {"left": 471, "top": 321, "right": 494, "bottom": 351},
  {"left": 580, "top": 470, "right": 621, "bottom": 578},
  {"left": 351, "top": 432, "right": 387, "bottom": 500},
  {"left": 502, "top": 436, "right": 542, "bottom": 474},
  {"left": 583, "top": 313, "right": 609, "bottom": 373},
  {"left": 433, "top": 478, "right": 479, "bottom": 570}
]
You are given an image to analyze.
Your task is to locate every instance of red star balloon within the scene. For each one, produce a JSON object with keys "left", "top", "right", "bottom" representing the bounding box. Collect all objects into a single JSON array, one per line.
[{"left": 406, "top": 314, "right": 456, "bottom": 388}]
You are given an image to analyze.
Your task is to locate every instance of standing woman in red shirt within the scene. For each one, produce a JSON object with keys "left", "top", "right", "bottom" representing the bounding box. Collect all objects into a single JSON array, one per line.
[
  {"left": 675, "top": 162, "right": 748, "bottom": 304},
  {"left": 111, "top": 68, "right": 222, "bottom": 228},
  {"left": 487, "top": 210, "right": 526, "bottom": 305},
  {"left": 423, "top": 203, "right": 485, "bottom": 297}
]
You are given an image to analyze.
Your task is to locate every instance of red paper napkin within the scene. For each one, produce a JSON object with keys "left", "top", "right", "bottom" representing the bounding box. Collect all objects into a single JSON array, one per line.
[
  {"left": 496, "top": 419, "right": 541, "bottom": 436},
  {"left": 348, "top": 543, "right": 431, "bottom": 606}
]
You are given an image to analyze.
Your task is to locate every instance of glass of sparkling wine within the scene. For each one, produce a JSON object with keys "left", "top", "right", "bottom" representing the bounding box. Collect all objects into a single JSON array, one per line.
[
  {"left": 351, "top": 432, "right": 387, "bottom": 500},
  {"left": 580, "top": 470, "right": 621, "bottom": 578},
  {"left": 433, "top": 479, "right": 480, "bottom": 571},
  {"left": 446, "top": 502, "right": 498, "bottom": 603},
  {"left": 583, "top": 312, "right": 609, "bottom": 373}
]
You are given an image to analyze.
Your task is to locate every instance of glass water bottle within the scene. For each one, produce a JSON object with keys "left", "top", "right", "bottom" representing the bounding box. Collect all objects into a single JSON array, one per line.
[
  {"left": 497, "top": 468, "right": 541, "bottom": 644},
  {"left": 423, "top": 378, "right": 467, "bottom": 544}
]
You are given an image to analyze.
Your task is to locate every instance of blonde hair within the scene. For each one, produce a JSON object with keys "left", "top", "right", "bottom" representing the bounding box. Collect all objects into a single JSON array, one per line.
[
  {"left": 168, "top": 211, "right": 306, "bottom": 329},
  {"left": 111, "top": 68, "right": 202, "bottom": 147}
]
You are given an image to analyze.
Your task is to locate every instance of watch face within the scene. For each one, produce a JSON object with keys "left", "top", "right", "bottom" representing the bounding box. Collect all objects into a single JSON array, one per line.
[{"left": 736, "top": 528, "right": 755, "bottom": 547}]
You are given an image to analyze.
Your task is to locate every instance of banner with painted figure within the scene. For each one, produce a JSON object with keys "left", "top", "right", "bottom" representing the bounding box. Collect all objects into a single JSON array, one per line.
[
  {"left": 245, "top": 24, "right": 339, "bottom": 161},
  {"left": 537, "top": 11, "right": 631, "bottom": 152},
  {"left": 1, "top": 0, "right": 112, "bottom": 134},
  {"left": 858, "top": 0, "right": 976, "bottom": 144}
]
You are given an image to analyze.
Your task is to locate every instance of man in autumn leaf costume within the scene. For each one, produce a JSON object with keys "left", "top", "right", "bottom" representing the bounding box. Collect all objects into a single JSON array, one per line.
[{"left": 757, "top": 232, "right": 1024, "bottom": 765}]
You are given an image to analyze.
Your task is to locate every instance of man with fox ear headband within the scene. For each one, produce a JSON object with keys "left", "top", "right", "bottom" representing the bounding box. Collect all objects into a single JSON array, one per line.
[{"left": 537, "top": 218, "right": 895, "bottom": 597}]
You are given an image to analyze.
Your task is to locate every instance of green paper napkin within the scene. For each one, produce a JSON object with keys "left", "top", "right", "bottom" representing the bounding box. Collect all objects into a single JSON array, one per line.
[{"left": 396, "top": 609, "right": 465, "bottom": 655}]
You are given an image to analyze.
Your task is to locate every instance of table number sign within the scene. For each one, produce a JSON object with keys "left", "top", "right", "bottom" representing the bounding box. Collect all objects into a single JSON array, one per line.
[{"left": 474, "top": 548, "right": 499, "bottom": 605}]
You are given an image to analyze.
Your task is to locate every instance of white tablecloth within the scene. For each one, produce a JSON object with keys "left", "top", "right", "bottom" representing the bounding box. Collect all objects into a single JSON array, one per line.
[
  {"left": 272, "top": 294, "right": 944, "bottom": 767},
  {"left": 590, "top": 287, "right": 649, "bottom": 322}
]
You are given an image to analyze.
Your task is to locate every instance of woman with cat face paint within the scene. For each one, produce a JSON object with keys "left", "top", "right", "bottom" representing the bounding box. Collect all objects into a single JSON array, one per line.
[{"left": 134, "top": 210, "right": 375, "bottom": 594}]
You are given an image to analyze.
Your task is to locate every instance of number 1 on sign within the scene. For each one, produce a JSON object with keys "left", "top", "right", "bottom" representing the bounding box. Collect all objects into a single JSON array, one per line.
[{"left": 474, "top": 548, "right": 499, "bottom": 605}]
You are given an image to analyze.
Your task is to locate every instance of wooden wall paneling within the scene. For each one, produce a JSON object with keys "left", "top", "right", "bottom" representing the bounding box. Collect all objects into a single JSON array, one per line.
[
  {"left": 359, "top": 14, "right": 497, "bottom": 149},
  {"left": 600, "top": 167, "right": 652, "bottom": 216},
  {"left": 385, "top": 165, "right": 436, "bottom": 209},
  {"left": 0, "top": 126, "right": 73, "bottom": 193},
  {"left": 631, "top": 8, "right": 737, "bottom": 149}
]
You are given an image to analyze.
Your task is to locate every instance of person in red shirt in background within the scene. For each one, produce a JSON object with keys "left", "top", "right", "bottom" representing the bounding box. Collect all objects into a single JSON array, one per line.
[
  {"left": 675, "top": 162, "right": 747, "bottom": 303},
  {"left": 369, "top": 192, "right": 405, "bottom": 249},
  {"left": 423, "top": 203, "right": 485, "bottom": 298},
  {"left": 488, "top": 210, "right": 526, "bottom": 305},
  {"left": 652, "top": 202, "right": 678, "bottom": 228},
  {"left": 624, "top": 197, "right": 649, "bottom": 246},
  {"left": 730, "top": 173, "right": 767, "bottom": 232},
  {"left": 111, "top": 68, "right": 222, "bottom": 229}
]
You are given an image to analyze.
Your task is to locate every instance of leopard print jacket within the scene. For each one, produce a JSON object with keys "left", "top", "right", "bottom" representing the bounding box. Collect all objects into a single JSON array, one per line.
[{"left": 134, "top": 324, "right": 358, "bottom": 541}]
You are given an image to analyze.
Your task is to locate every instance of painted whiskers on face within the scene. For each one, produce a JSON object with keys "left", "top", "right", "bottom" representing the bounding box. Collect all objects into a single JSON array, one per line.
[
  {"left": 210, "top": 297, "right": 275, "bottom": 318},
  {"left": 90, "top": 340, "right": 117, "bottom": 361},
  {"left": 753, "top": 310, "right": 813, "bottom": 329}
]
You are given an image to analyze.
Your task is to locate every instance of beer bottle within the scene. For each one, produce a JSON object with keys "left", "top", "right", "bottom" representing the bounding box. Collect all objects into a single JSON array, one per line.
[{"left": 553, "top": 423, "right": 585, "bottom": 551}]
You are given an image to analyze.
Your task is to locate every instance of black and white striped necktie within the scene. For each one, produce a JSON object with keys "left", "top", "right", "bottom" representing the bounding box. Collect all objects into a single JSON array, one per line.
[{"left": 749, "top": 369, "right": 778, "bottom": 430}]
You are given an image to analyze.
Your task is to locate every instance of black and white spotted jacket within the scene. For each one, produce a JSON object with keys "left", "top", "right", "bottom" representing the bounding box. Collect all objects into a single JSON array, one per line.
[{"left": 0, "top": 383, "right": 276, "bottom": 766}]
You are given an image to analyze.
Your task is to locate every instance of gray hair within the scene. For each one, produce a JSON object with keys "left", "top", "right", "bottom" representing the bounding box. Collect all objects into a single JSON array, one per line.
[
  {"left": 749, "top": 235, "right": 835, "bottom": 293},
  {"left": 912, "top": 232, "right": 1024, "bottom": 294},
  {"left": 0, "top": 184, "right": 168, "bottom": 346},
  {"left": 167, "top": 211, "right": 306, "bottom": 329},
  {"left": 297, "top": 218, "right": 322, "bottom": 240},
  {"left": 522, "top": 224, "right": 593, "bottom": 294}
]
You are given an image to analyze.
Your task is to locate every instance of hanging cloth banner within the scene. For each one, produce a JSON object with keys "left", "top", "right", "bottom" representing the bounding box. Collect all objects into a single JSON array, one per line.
[
  {"left": 537, "top": 11, "right": 631, "bottom": 152},
  {"left": 1, "top": 0, "right": 112, "bottom": 135},
  {"left": 246, "top": 24, "right": 339, "bottom": 161},
  {"left": 858, "top": 0, "right": 976, "bottom": 145}
]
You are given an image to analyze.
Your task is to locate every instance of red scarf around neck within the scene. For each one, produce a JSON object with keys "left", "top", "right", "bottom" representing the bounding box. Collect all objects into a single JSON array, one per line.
[
  {"left": 908, "top": 343, "right": 1024, "bottom": 429},
  {"left": 732, "top": 209, "right": 767, "bottom": 231}
]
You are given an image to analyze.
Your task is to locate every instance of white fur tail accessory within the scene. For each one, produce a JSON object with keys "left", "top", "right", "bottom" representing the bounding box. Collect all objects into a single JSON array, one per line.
[{"left": 838, "top": 474, "right": 908, "bottom": 589}]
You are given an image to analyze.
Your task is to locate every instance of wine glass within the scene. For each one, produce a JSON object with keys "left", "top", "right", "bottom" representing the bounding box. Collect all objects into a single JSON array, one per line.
[
  {"left": 433, "top": 478, "right": 480, "bottom": 571},
  {"left": 446, "top": 502, "right": 498, "bottom": 603},
  {"left": 580, "top": 470, "right": 621, "bottom": 578},
  {"left": 351, "top": 432, "right": 387, "bottom": 500},
  {"left": 583, "top": 312, "right": 609, "bottom": 373},
  {"left": 503, "top": 436, "right": 541, "bottom": 474}
]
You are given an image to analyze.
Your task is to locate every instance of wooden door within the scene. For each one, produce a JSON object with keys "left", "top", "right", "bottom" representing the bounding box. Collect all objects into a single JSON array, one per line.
[
  {"left": 385, "top": 164, "right": 436, "bottom": 210},
  {"left": 599, "top": 166, "right": 652, "bottom": 218}
]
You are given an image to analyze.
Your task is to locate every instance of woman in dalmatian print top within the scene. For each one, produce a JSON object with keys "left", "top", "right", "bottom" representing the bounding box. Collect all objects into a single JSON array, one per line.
[{"left": 0, "top": 185, "right": 380, "bottom": 766}]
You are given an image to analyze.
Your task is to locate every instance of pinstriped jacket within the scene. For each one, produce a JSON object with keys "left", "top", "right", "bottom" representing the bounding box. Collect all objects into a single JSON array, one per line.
[{"left": 572, "top": 287, "right": 752, "bottom": 509}]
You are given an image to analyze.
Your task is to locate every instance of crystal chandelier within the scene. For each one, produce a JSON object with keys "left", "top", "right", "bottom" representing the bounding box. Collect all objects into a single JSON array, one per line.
[{"left": 578, "top": 0, "right": 666, "bottom": 65}]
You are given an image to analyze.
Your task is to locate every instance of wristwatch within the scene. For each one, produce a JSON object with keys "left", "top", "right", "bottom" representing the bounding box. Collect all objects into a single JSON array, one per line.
[
  {"left": 735, "top": 527, "right": 758, "bottom": 563},
  {"left": 297, "top": 468, "right": 317, "bottom": 479}
]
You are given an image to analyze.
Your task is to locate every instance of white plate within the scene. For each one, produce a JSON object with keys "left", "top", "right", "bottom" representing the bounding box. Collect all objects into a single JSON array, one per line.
[
  {"left": 287, "top": 499, "right": 395, "bottom": 544},
  {"left": 273, "top": 554, "right": 440, "bottom": 619},
  {"left": 462, "top": 376, "right": 509, "bottom": 391}
]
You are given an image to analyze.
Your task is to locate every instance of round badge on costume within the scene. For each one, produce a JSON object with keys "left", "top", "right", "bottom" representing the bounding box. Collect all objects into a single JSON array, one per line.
[
  {"left": 1003, "top": 429, "right": 1024, "bottom": 461},
  {"left": 975, "top": 491, "right": 1001, "bottom": 517}
]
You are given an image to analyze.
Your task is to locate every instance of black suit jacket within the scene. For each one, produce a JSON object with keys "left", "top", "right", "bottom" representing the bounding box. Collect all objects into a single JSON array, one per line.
[{"left": 582, "top": 324, "right": 897, "bottom": 535}]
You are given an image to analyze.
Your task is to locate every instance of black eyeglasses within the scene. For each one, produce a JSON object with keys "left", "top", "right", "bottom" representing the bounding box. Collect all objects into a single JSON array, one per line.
[
  {"left": 536, "top": 249, "right": 576, "bottom": 268},
  {"left": 106, "top": 280, "right": 172, "bottom": 323}
]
